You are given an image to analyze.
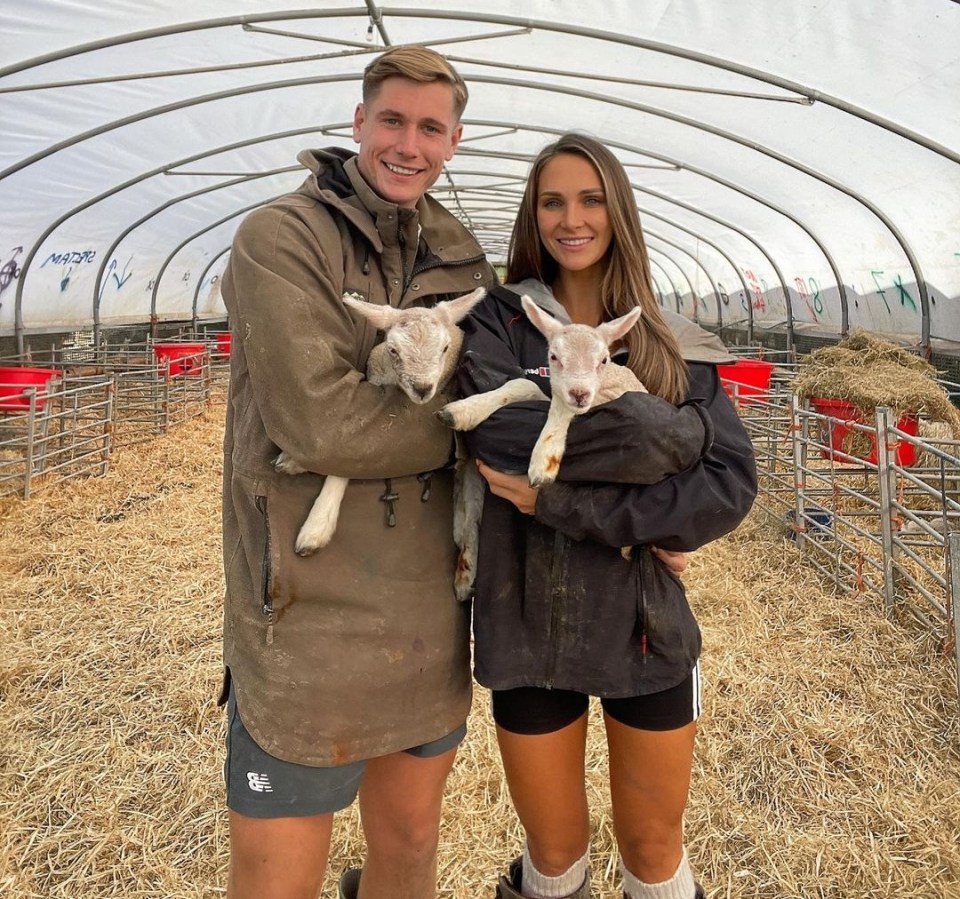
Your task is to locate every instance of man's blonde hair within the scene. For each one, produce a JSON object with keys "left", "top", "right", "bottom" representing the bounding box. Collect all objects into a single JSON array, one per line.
[{"left": 362, "top": 46, "right": 469, "bottom": 120}]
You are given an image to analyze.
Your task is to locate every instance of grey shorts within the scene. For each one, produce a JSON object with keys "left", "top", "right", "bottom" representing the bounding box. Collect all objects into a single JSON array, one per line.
[{"left": 224, "top": 690, "right": 467, "bottom": 818}]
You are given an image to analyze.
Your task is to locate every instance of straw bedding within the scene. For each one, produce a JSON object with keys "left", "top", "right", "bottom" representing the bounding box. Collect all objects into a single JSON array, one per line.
[{"left": 1, "top": 392, "right": 959, "bottom": 898}]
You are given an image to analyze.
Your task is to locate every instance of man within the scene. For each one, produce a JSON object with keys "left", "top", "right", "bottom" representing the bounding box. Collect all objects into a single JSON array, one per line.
[{"left": 218, "top": 46, "right": 496, "bottom": 899}]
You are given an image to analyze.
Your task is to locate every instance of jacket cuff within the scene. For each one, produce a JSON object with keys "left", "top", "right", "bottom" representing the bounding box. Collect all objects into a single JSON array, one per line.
[{"left": 678, "top": 398, "right": 714, "bottom": 459}]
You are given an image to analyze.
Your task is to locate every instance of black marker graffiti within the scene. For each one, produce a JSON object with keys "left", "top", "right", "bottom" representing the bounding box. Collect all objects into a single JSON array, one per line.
[{"left": 0, "top": 246, "right": 22, "bottom": 299}]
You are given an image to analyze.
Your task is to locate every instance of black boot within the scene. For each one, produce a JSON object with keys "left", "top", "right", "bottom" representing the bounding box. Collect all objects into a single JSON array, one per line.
[{"left": 338, "top": 868, "right": 361, "bottom": 899}]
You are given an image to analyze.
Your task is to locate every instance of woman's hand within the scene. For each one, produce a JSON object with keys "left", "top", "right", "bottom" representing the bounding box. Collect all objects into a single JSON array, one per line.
[
  {"left": 476, "top": 459, "right": 539, "bottom": 515},
  {"left": 651, "top": 546, "right": 689, "bottom": 574}
]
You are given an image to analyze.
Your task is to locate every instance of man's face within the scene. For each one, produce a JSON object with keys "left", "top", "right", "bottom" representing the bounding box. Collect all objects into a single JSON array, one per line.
[{"left": 353, "top": 77, "right": 463, "bottom": 208}]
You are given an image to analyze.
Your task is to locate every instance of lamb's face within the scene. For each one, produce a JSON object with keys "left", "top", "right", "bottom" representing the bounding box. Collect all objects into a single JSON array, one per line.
[
  {"left": 547, "top": 326, "right": 610, "bottom": 413},
  {"left": 384, "top": 313, "right": 455, "bottom": 404}
]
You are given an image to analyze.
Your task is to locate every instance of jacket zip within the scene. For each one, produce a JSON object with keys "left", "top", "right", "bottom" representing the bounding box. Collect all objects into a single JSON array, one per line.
[
  {"left": 544, "top": 530, "right": 567, "bottom": 689},
  {"left": 637, "top": 550, "right": 648, "bottom": 668},
  {"left": 255, "top": 493, "right": 275, "bottom": 645}
]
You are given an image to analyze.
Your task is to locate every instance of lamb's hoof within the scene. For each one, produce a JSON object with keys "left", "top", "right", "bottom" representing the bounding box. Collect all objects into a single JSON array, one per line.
[
  {"left": 435, "top": 409, "right": 455, "bottom": 427},
  {"left": 295, "top": 532, "right": 331, "bottom": 556},
  {"left": 273, "top": 453, "right": 305, "bottom": 476},
  {"left": 527, "top": 471, "right": 556, "bottom": 488}
]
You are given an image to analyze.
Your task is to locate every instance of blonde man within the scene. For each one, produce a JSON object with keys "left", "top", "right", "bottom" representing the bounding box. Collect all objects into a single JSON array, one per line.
[{"left": 219, "top": 47, "right": 496, "bottom": 899}]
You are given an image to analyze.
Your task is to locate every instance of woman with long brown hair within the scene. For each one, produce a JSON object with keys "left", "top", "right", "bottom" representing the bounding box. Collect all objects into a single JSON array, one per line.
[{"left": 455, "top": 133, "right": 757, "bottom": 899}]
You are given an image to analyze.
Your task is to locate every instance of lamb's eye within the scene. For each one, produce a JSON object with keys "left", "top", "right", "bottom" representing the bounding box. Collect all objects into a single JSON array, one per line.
[
  {"left": 441, "top": 343, "right": 450, "bottom": 355},
  {"left": 549, "top": 353, "right": 558, "bottom": 362},
  {"left": 388, "top": 346, "right": 400, "bottom": 357}
]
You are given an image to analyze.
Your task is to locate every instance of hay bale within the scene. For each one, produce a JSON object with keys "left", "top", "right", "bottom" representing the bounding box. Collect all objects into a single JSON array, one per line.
[{"left": 793, "top": 330, "right": 960, "bottom": 438}]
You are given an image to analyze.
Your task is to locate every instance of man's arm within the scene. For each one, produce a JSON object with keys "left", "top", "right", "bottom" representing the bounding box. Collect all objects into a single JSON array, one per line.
[{"left": 228, "top": 205, "right": 454, "bottom": 479}]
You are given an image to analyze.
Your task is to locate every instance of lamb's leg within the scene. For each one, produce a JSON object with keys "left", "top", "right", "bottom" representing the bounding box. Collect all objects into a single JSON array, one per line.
[
  {"left": 294, "top": 475, "right": 349, "bottom": 556},
  {"left": 528, "top": 403, "right": 574, "bottom": 487},
  {"left": 273, "top": 451, "right": 307, "bottom": 476},
  {"left": 438, "top": 378, "right": 548, "bottom": 431},
  {"left": 453, "top": 460, "right": 485, "bottom": 602}
]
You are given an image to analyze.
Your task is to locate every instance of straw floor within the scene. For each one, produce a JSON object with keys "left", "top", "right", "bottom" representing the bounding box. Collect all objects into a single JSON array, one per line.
[{"left": 1, "top": 392, "right": 959, "bottom": 898}]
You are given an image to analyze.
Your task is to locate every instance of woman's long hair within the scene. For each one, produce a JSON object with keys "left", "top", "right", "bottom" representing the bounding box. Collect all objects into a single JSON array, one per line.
[{"left": 506, "top": 133, "right": 688, "bottom": 403}]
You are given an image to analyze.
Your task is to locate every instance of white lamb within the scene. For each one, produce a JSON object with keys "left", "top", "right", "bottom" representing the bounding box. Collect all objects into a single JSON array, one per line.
[
  {"left": 273, "top": 288, "right": 486, "bottom": 578},
  {"left": 437, "top": 294, "right": 646, "bottom": 560}
]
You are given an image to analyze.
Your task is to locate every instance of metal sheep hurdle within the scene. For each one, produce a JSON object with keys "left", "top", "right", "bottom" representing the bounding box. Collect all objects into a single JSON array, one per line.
[
  {"left": 0, "top": 338, "right": 217, "bottom": 500},
  {"left": 726, "top": 365, "right": 960, "bottom": 699}
]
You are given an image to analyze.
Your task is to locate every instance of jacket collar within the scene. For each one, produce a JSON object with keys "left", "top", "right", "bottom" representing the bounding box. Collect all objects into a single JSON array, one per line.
[{"left": 295, "top": 147, "right": 484, "bottom": 264}]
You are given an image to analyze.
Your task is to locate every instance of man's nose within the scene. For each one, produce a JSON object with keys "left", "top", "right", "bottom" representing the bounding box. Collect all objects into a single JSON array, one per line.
[{"left": 396, "top": 125, "right": 419, "bottom": 157}]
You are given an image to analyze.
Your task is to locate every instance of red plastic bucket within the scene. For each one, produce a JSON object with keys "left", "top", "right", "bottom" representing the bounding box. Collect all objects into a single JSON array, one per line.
[
  {"left": 717, "top": 359, "right": 774, "bottom": 403},
  {"left": 214, "top": 331, "right": 232, "bottom": 357},
  {"left": 153, "top": 342, "right": 206, "bottom": 376},
  {"left": 810, "top": 397, "right": 917, "bottom": 465},
  {"left": 0, "top": 365, "right": 61, "bottom": 411}
]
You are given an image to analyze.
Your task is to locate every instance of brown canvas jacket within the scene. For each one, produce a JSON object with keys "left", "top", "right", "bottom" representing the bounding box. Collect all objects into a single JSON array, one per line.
[{"left": 220, "top": 147, "right": 496, "bottom": 766}]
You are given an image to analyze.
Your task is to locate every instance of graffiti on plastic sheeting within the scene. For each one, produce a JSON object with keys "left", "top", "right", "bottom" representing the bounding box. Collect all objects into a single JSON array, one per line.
[
  {"left": 744, "top": 269, "right": 766, "bottom": 311},
  {"left": 0, "top": 246, "right": 23, "bottom": 301},
  {"left": 42, "top": 249, "right": 96, "bottom": 267},
  {"left": 793, "top": 276, "right": 823, "bottom": 319},
  {"left": 870, "top": 270, "right": 917, "bottom": 315},
  {"left": 717, "top": 282, "right": 730, "bottom": 307},
  {"left": 98, "top": 256, "right": 134, "bottom": 300},
  {"left": 40, "top": 249, "right": 97, "bottom": 293}
]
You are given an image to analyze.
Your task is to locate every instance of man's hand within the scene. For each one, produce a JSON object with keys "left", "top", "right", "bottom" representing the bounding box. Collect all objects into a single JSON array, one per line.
[
  {"left": 651, "top": 546, "right": 689, "bottom": 574},
  {"left": 476, "top": 459, "right": 539, "bottom": 515}
]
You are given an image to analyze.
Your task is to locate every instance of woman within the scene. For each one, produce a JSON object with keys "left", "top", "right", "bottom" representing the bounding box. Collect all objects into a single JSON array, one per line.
[{"left": 455, "top": 133, "right": 757, "bottom": 899}]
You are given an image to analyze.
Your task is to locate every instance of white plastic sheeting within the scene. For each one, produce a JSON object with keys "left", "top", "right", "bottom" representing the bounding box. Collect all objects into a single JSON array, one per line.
[{"left": 1, "top": 1, "right": 958, "bottom": 351}]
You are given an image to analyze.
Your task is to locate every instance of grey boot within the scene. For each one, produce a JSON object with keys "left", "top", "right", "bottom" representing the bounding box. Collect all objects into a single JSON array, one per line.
[
  {"left": 338, "top": 867, "right": 361, "bottom": 899},
  {"left": 495, "top": 856, "right": 592, "bottom": 899},
  {"left": 623, "top": 882, "right": 705, "bottom": 899}
]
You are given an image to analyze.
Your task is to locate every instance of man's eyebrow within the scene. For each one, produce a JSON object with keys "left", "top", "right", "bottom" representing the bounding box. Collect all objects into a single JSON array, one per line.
[{"left": 376, "top": 108, "right": 449, "bottom": 131}]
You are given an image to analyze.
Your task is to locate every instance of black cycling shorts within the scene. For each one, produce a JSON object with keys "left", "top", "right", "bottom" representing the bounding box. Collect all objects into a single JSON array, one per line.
[{"left": 491, "top": 663, "right": 701, "bottom": 734}]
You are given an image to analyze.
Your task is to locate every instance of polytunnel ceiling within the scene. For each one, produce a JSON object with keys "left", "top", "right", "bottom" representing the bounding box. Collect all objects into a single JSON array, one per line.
[{"left": 2, "top": 1, "right": 959, "bottom": 354}]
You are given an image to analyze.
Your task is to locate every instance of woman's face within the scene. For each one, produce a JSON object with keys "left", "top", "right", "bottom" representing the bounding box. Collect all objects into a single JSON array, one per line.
[{"left": 535, "top": 153, "right": 613, "bottom": 277}]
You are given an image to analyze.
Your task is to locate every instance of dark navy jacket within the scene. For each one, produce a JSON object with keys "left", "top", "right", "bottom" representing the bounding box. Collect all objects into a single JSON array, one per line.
[{"left": 457, "top": 283, "right": 757, "bottom": 697}]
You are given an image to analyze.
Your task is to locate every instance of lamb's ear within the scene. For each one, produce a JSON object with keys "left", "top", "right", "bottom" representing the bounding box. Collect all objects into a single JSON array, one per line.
[
  {"left": 597, "top": 306, "right": 642, "bottom": 347},
  {"left": 437, "top": 287, "right": 486, "bottom": 325},
  {"left": 342, "top": 295, "right": 403, "bottom": 331},
  {"left": 521, "top": 294, "right": 564, "bottom": 341}
]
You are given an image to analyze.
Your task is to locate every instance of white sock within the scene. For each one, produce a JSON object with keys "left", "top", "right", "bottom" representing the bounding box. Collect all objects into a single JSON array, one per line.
[
  {"left": 621, "top": 849, "right": 697, "bottom": 899},
  {"left": 521, "top": 844, "right": 589, "bottom": 898}
]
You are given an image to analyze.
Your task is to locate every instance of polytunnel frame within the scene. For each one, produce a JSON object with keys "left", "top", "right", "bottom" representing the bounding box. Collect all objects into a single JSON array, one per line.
[{"left": 4, "top": 6, "right": 951, "bottom": 350}]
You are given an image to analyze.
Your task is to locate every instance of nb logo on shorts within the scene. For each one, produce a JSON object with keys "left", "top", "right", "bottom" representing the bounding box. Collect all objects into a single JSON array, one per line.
[{"left": 246, "top": 772, "right": 274, "bottom": 793}]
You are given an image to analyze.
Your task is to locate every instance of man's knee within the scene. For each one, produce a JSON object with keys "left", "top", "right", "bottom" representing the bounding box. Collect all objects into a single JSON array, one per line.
[{"left": 227, "top": 811, "right": 333, "bottom": 899}]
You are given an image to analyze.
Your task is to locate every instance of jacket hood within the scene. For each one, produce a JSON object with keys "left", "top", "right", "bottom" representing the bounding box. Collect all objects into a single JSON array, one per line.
[{"left": 502, "top": 279, "right": 733, "bottom": 364}]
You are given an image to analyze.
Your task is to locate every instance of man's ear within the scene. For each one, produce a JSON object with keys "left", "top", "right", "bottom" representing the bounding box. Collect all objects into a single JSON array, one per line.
[
  {"left": 352, "top": 103, "right": 365, "bottom": 144},
  {"left": 446, "top": 122, "right": 463, "bottom": 160}
]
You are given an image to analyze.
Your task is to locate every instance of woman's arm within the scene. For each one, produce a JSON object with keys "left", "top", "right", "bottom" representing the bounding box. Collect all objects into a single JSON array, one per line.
[
  {"left": 532, "top": 362, "right": 757, "bottom": 551},
  {"left": 457, "top": 294, "right": 709, "bottom": 484}
]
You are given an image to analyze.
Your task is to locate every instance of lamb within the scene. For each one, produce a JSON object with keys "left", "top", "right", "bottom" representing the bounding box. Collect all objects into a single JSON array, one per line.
[
  {"left": 437, "top": 294, "right": 646, "bottom": 560},
  {"left": 273, "top": 288, "right": 486, "bottom": 569}
]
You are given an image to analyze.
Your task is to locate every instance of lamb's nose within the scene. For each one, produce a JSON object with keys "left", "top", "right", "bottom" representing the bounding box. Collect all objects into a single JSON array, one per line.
[
  {"left": 413, "top": 384, "right": 432, "bottom": 401},
  {"left": 570, "top": 389, "right": 589, "bottom": 407}
]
